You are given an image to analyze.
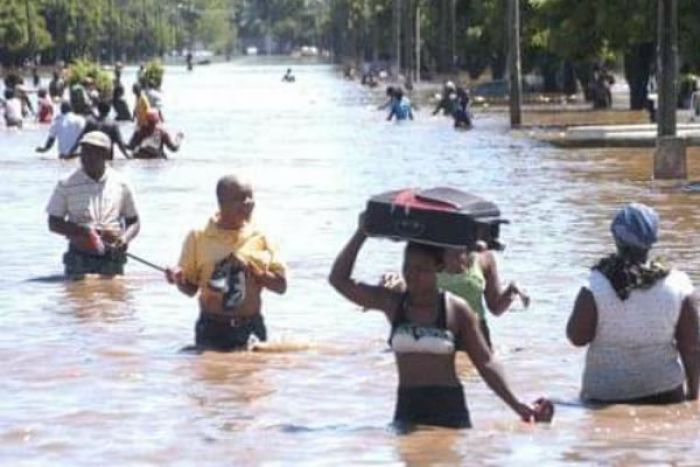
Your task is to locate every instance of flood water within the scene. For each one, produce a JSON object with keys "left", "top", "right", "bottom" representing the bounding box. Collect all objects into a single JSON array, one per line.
[{"left": 2, "top": 61, "right": 700, "bottom": 465}]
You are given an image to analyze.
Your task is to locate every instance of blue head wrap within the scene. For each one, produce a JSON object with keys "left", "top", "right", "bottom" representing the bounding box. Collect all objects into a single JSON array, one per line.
[{"left": 610, "top": 203, "right": 659, "bottom": 250}]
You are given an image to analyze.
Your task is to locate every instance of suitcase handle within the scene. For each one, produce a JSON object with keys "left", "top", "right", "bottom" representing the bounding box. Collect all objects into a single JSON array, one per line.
[
  {"left": 394, "top": 219, "right": 425, "bottom": 237},
  {"left": 414, "top": 192, "right": 461, "bottom": 209}
]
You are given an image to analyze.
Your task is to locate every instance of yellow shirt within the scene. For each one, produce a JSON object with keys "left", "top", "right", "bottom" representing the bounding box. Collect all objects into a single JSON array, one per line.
[
  {"left": 178, "top": 216, "right": 286, "bottom": 316},
  {"left": 134, "top": 94, "right": 150, "bottom": 128}
]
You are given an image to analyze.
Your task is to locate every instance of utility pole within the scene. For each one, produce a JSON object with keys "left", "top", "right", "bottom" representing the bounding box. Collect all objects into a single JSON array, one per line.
[
  {"left": 654, "top": 0, "right": 686, "bottom": 179},
  {"left": 507, "top": 0, "right": 522, "bottom": 128},
  {"left": 403, "top": 0, "right": 413, "bottom": 85},
  {"left": 24, "top": 0, "right": 37, "bottom": 63},
  {"left": 657, "top": 0, "right": 677, "bottom": 138},
  {"left": 395, "top": 0, "right": 401, "bottom": 76},
  {"left": 142, "top": 0, "right": 148, "bottom": 59},
  {"left": 415, "top": 2, "right": 420, "bottom": 83},
  {"left": 449, "top": 0, "right": 455, "bottom": 72},
  {"left": 109, "top": 0, "right": 115, "bottom": 63}
]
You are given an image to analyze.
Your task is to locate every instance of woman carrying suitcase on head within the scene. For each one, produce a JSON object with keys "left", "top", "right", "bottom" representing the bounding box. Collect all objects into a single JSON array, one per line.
[{"left": 329, "top": 212, "right": 550, "bottom": 430}]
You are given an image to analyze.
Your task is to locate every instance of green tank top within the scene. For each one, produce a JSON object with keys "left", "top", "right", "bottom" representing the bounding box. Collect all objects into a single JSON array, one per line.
[{"left": 437, "top": 259, "right": 486, "bottom": 319}]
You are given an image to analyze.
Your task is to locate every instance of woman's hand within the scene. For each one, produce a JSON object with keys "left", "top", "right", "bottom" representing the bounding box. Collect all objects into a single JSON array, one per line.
[
  {"left": 513, "top": 402, "right": 536, "bottom": 423},
  {"left": 507, "top": 281, "right": 530, "bottom": 309},
  {"left": 513, "top": 399, "right": 554, "bottom": 423},
  {"left": 380, "top": 272, "right": 406, "bottom": 292}
]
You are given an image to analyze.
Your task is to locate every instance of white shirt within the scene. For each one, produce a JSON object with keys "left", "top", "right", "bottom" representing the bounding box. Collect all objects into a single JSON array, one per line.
[
  {"left": 46, "top": 167, "right": 138, "bottom": 233},
  {"left": 145, "top": 88, "right": 163, "bottom": 110},
  {"left": 48, "top": 112, "right": 86, "bottom": 157},
  {"left": 4, "top": 97, "right": 22, "bottom": 122},
  {"left": 582, "top": 269, "right": 694, "bottom": 401}
]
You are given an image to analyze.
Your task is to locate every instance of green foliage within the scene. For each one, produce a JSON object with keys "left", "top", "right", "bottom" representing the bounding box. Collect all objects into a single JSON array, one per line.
[
  {"left": 66, "top": 58, "right": 113, "bottom": 97},
  {"left": 141, "top": 60, "right": 165, "bottom": 88},
  {"left": 0, "top": 0, "right": 331, "bottom": 64},
  {"left": 1, "top": 0, "right": 699, "bottom": 100},
  {"left": 0, "top": 1, "right": 27, "bottom": 52}
]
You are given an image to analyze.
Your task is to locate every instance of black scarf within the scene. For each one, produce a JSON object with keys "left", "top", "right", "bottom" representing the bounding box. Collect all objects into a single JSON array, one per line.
[{"left": 593, "top": 254, "right": 670, "bottom": 300}]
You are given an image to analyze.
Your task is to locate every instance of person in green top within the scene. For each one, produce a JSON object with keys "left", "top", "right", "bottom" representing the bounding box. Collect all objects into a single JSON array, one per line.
[
  {"left": 383, "top": 243, "right": 529, "bottom": 348},
  {"left": 439, "top": 246, "right": 528, "bottom": 348}
]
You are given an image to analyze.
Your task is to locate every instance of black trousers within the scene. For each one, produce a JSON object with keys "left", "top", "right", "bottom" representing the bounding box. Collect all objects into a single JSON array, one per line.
[
  {"left": 194, "top": 313, "right": 267, "bottom": 351},
  {"left": 63, "top": 247, "right": 126, "bottom": 276}
]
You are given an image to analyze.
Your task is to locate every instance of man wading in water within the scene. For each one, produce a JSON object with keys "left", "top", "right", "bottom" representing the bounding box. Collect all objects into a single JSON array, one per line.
[
  {"left": 165, "top": 176, "right": 287, "bottom": 351},
  {"left": 45, "top": 132, "right": 140, "bottom": 278}
]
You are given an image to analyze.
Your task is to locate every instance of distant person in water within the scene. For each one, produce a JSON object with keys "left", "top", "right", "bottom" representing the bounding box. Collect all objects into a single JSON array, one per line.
[
  {"left": 32, "top": 66, "right": 40, "bottom": 88},
  {"left": 36, "top": 101, "right": 86, "bottom": 158},
  {"left": 3, "top": 89, "right": 23, "bottom": 128},
  {"left": 132, "top": 83, "right": 150, "bottom": 128},
  {"left": 282, "top": 68, "right": 295, "bottom": 82},
  {"left": 46, "top": 131, "right": 140, "bottom": 279},
  {"left": 165, "top": 175, "right": 287, "bottom": 351},
  {"left": 433, "top": 81, "right": 460, "bottom": 117},
  {"left": 378, "top": 86, "right": 397, "bottom": 110},
  {"left": 567, "top": 203, "right": 699, "bottom": 405},
  {"left": 361, "top": 71, "right": 379, "bottom": 88},
  {"left": 70, "top": 101, "right": 130, "bottom": 159},
  {"left": 15, "top": 84, "right": 35, "bottom": 118},
  {"left": 452, "top": 87, "right": 473, "bottom": 129},
  {"left": 112, "top": 65, "right": 131, "bottom": 121},
  {"left": 136, "top": 63, "right": 146, "bottom": 86},
  {"left": 127, "top": 109, "right": 182, "bottom": 159},
  {"left": 37, "top": 88, "right": 54, "bottom": 124},
  {"left": 69, "top": 78, "right": 92, "bottom": 116},
  {"left": 49, "top": 70, "right": 65, "bottom": 101},
  {"left": 329, "top": 214, "right": 550, "bottom": 429},
  {"left": 144, "top": 82, "right": 165, "bottom": 122},
  {"left": 387, "top": 88, "right": 413, "bottom": 121}
]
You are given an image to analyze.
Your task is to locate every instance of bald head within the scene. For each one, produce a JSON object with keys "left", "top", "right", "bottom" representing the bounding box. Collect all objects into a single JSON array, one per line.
[
  {"left": 216, "top": 176, "right": 254, "bottom": 229},
  {"left": 216, "top": 175, "right": 252, "bottom": 204}
]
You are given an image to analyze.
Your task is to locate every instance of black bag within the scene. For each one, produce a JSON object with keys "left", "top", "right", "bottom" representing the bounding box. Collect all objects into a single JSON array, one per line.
[
  {"left": 207, "top": 254, "right": 247, "bottom": 312},
  {"left": 364, "top": 187, "right": 507, "bottom": 249}
]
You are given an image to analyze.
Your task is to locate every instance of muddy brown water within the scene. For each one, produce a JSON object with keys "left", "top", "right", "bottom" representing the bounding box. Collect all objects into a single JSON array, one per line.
[{"left": 1, "top": 61, "right": 699, "bottom": 465}]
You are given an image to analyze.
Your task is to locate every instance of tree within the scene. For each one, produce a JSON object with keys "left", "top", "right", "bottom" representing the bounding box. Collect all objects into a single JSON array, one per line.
[{"left": 0, "top": 0, "right": 51, "bottom": 65}]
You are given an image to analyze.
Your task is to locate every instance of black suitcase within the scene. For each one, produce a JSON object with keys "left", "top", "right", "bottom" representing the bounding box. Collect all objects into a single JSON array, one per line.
[{"left": 364, "top": 187, "right": 508, "bottom": 249}]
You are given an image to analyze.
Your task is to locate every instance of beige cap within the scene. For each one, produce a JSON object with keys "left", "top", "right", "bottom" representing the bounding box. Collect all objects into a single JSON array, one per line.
[{"left": 79, "top": 131, "right": 111, "bottom": 150}]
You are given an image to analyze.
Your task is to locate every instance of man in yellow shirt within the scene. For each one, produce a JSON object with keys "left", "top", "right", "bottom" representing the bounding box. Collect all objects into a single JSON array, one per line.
[{"left": 165, "top": 175, "right": 287, "bottom": 351}]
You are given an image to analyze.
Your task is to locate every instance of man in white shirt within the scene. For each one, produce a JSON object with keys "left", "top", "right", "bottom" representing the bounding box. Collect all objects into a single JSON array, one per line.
[
  {"left": 46, "top": 131, "right": 140, "bottom": 278},
  {"left": 36, "top": 101, "right": 86, "bottom": 158},
  {"left": 3, "top": 89, "right": 23, "bottom": 128}
]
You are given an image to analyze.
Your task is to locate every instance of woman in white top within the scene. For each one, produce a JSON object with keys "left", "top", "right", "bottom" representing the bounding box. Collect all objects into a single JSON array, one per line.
[{"left": 567, "top": 203, "right": 699, "bottom": 404}]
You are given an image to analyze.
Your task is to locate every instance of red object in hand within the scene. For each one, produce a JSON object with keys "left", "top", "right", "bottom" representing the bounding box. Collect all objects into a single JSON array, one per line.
[
  {"left": 87, "top": 229, "right": 106, "bottom": 255},
  {"left": 72, "top": 228, "right": 106, "bottom": 255},
  {"left": 532, "top": 398, "right": 554, "bottom": 423}
]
